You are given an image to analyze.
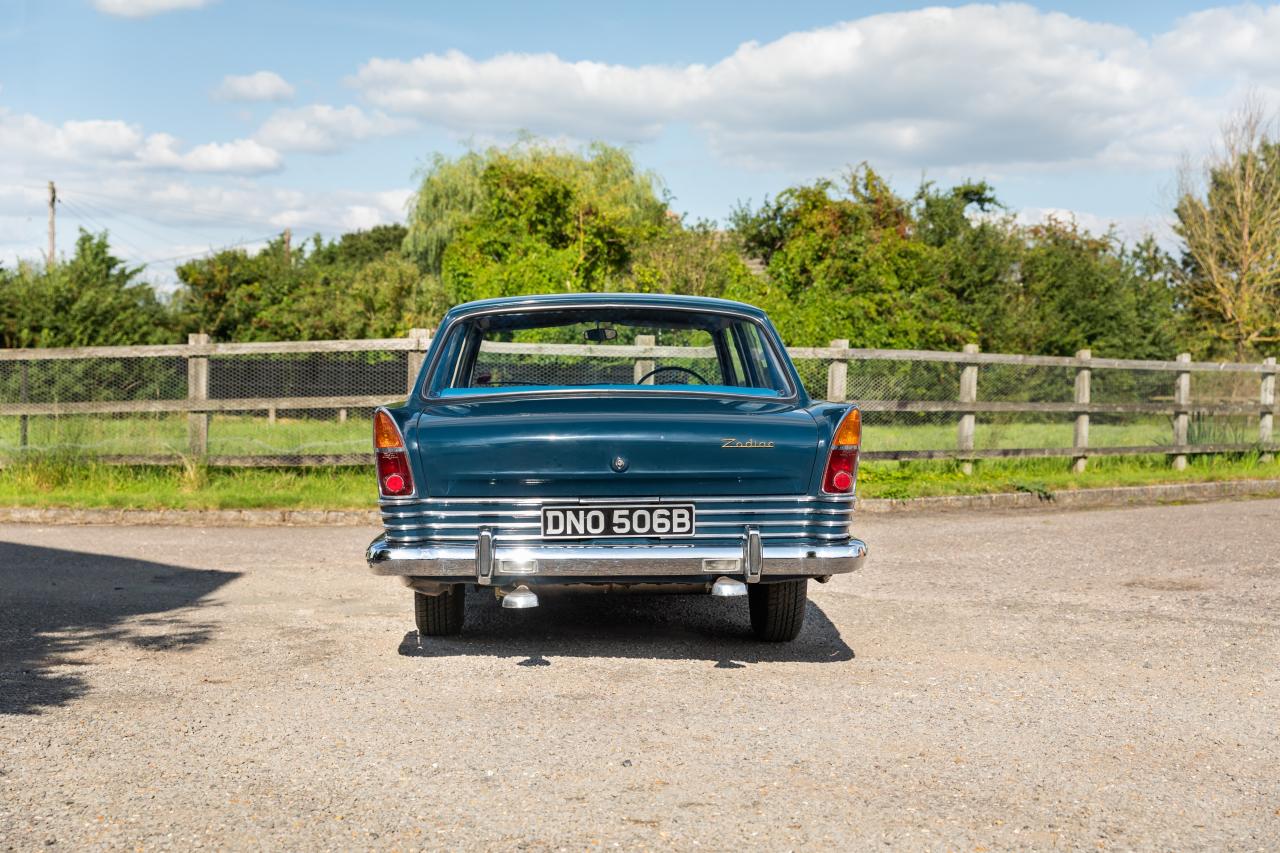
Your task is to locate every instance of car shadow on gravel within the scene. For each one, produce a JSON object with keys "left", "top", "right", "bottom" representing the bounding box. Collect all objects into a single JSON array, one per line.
[
  {"left": 0, "top": 541, "right": 239, "bottom": 715},
  {"left": 397, "top": 588, "right": 853, "bottom": 666}
]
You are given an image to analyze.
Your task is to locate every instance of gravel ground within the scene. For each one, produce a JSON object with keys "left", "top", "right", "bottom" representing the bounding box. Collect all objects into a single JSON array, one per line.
[{"left": 1, "top": 500, "right": 1278, "bottom": 851}]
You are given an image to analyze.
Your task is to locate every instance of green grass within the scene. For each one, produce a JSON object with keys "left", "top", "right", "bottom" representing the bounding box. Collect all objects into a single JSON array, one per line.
[
  {"left": 864, "top": 420, "right": 1172, "bottom": 451},
  {"left": 0, "top": 452, "right": 1276, "bottom": 510},
  {"left": 0, "top": 413, "right": 369, "bottom": 456},
  {"left": 0, "top": 459, "right": 376, "bottom": 510},
  {"left": 0, "top": 413, "right": 1247, "bottom": 456},
  {"left": 857, "top": 453, "right": 1280, "bottom": 500},
  {"left": 1, "top": 411, "right": 1274, "bottom": 509}
]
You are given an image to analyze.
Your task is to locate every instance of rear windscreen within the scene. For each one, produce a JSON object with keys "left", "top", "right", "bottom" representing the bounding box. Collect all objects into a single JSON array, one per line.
[{"left": 430, "top": 307, "right": 791, "bottom": 398}]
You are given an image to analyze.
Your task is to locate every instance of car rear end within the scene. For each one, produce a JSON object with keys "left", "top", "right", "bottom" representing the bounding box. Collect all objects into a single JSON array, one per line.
[{"left": 365, "top": 295, "right": 867, "bottom": 639}]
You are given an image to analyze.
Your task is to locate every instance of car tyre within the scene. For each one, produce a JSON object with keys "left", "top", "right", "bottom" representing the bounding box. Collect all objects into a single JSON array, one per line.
[
  {"left": 414, "top": 585, "right": 465, "bottom": 636},
  {"left": 748, "top": 579, "right": 807, "bottom": 641}
]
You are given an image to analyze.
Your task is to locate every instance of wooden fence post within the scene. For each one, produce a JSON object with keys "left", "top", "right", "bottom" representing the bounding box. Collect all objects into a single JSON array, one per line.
[
  {"left": 826, "top": 339, "right": 849, "bottom": 402},
  {"left": 407, "top": 328, "right": 431, "bottom": 395},
  {"left": 1072, "top": 348, "right": 1091, "bottom": 473},
  {"left": 957, "top": 343, "right": 979, "bottom": 474},
  {"left": 1173, "top": 352, "right": 1191, "bottom": 470},
  {"left": 18, "top": 360, "right": 29, "bottom": 450},
  {"left": 1261, "top": 356, "right": 1276, "bottom": 463},
  {"left": 633, "top": 335, "right": 655, "bottom": 385},
  {"left": 187, "top": 333, "right": 209, "bottom": 456}
]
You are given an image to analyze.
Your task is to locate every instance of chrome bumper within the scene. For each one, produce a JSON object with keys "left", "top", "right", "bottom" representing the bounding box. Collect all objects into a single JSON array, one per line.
[{"left": 366, "top": 531, "right": 867, "bottom": 582}]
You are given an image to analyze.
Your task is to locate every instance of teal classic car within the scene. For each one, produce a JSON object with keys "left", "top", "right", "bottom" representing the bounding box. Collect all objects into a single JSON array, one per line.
[{"left": 366, "top": 294, "right": 867, "bottom": 641}]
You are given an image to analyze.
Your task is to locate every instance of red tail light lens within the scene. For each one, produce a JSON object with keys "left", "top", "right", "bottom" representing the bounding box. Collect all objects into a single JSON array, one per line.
[
  {"left": 376, "top": 450, "right": 414, "bottom": 496},
  {"left": 822, "top": 408, "right": 861, "bottom": 494},
  {"left": 374, "top": 410, "right": 414, "bottom": 497}
]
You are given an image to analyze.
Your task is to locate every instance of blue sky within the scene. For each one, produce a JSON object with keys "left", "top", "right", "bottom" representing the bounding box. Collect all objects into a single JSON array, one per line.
[{"left": 3, "top": 1, "right": 1279, "bottom": 286}]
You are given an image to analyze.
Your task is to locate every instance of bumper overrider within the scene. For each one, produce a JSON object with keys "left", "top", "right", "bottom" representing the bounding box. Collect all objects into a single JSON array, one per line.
[{"left": 366, "top": 527, "right": 868, "bottom": 585}]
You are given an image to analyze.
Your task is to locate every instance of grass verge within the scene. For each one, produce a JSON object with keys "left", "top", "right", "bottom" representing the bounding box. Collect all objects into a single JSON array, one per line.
[
  {"left": 0, "top": 458, "right": 376, "bottom": 510},
  {"left": 857, "top": 453, "right": 1280, "bottom": 500},
  {"left": 0, "top": 452, "right": 1278, "bottom": 510}
]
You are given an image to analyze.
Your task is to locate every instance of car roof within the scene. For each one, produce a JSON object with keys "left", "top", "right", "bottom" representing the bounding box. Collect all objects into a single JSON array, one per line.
[{"left": 442, "top": 292, "right": 768, "bottom": 321}]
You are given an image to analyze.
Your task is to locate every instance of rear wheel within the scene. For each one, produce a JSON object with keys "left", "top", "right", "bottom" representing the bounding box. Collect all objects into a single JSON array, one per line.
[
  {"left": 748, "top": 579, "right": 808, "bottom": 641},
  {"left": 414, "top": 585, "right": 465, "bottom": 636}
]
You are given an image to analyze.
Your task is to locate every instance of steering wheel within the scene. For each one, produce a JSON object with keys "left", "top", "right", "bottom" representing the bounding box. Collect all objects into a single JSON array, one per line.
[{"left": 636, "top": 365, "right": 712, "bottom": 385}]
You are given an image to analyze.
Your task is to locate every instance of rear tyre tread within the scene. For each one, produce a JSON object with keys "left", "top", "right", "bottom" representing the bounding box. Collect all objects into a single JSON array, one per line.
[
  {"left": 748, "top": 579, "right": 808, "bottom": 642},
  {"left": 414, "top": 586, "right": 465, "bottom": 636}
]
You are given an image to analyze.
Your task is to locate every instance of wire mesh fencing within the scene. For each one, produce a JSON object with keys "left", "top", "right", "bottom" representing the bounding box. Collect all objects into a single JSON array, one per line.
[{"left": 0, "top": 335, "right": 1276, "bottom": 467}]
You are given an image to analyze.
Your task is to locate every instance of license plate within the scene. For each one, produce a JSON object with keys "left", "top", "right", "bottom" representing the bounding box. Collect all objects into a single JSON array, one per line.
[{"left": 540, "top": 503, "right": 696, "bottom": 539}]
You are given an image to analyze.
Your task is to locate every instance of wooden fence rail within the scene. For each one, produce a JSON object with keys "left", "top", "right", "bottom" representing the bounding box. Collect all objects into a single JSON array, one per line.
[{"left": 1, "top": 332, "right": 1277, "bottom": 468}]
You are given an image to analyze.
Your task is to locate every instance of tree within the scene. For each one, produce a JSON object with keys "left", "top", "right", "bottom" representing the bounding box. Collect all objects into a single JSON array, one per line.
[
  {"left": 730, "top": 168, "right": 1177, "bottom": 357},
  {"left": 172, "top": 239, "right": 291, "bottom": 341},
  {"left": 622, "top": 219, "right": 754, "bottom": 299},
  {"left": 404, "top": 140, "right": 671, "bottom": 303},
  {"left": 729, "top": 166, "right": 965, "bottom": 348},
  {"left": 1015, "top": 219, "right": 1177, "bottom": 358},
  {"left": 0, "top": 230, "right": 171, "bottom": 348},
  {"left": 1175, "top": 102, "right": 1280, "bottom": 359},
  {"left": 172, "top": 225, "right": 440, "bottom": 341}
]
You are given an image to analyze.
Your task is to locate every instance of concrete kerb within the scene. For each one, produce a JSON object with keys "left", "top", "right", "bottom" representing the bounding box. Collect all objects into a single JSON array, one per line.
[{"left": 2, "top": 479, "right": 1279, "bottom": 526}]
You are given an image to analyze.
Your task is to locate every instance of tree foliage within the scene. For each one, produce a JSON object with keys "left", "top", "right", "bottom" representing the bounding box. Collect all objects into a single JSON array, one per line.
[
  {"left": 729, "top": 165, "right": 1179, "bottom": 357},
  {"left": 2, "top": 137, "right": 1260, "bottom": 363},
  {"left": 171, "top": 224, "right": 440, "bottom": 341},
  {"left": 408, "top": 139, "right": 672, "bottom": 303},
  {"left": 0, "top": 230, "right": 170, "bottom": 348},
  {"left": 1175, "top": 103, "right": 1280, "bottom": 359}
]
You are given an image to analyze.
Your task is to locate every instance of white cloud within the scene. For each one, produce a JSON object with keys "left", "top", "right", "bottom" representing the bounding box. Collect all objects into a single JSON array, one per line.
[
  {"left": 1015, "top": 207, "right": 1175, "bottom": 247},
  {"left": 349, "top": 3, "right": 1280, "bottom": 173},
  {"left": 138, "top": 134, "right": 282, "bottom": 174},
  {"left": 93, "top": 0, "right": 213, "bottom": 18},
  {"left": 255, "top": 104, "right": 415, "bottom": 153},
  {"left": 213, "top": 71, "right": 296, "bottom": 103},
  {"left": 0, "top": 111, "right": 143, "bottom": 160},
  {"left": 352, "top": 49, "right": 689, "bottom": 143},
  {"left": 0, "top": 108, "right": 282, "bottom": 175},
  {"left": 0, "top": 170, "right": 411, "bottom": 284},
  {"left": 1154, "top": 5, "right": 1280, "bottom": 80}
]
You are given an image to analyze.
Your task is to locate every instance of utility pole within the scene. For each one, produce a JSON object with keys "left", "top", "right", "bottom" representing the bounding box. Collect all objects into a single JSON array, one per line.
[
  {"left": 282, "top": 228, "right": 291, "bottom": 266},
  {"left": 47, "top": 181, "right": 56, "bottom": 266}
]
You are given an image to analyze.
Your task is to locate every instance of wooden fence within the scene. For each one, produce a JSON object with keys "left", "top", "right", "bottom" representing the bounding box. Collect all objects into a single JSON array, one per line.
[{"left": 0, "top": 331, "right": 1276, "bottom": 468}]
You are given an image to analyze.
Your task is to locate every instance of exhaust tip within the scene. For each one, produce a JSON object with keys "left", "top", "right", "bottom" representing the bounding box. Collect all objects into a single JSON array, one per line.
[
  {"left": 710, "top": 577, "right": 747, "bottom": 597},
  {"left": 500, "top": 585, "right": 539, "bottom": 609}
]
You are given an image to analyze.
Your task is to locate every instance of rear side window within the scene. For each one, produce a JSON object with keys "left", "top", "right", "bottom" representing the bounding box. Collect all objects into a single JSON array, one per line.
[{"left": 429, "top": 307, "right": 791, "bottom": 398}]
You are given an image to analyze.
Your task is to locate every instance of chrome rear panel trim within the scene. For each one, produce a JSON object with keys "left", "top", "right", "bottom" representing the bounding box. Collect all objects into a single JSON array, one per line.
[{"left": 378, "top": 493, "right": 857, "bottom": 547}]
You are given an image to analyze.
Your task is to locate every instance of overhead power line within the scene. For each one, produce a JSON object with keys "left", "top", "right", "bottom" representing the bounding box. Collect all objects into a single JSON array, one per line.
[
  {"left": 62, "top": 184, "right": 279, "bottom": 231},
  {"left": 57, "top": 197, "right": 155, "bottom": 263},
  {"left": 143, "top": 235, "right": 281, "bottom": 267},
  {"left": 56, "top": 194, "right": 278, "bottom": 269}
]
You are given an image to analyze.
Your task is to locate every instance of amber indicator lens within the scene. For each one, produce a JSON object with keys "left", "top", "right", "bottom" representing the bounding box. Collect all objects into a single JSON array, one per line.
[
  {"left": 833, "top": 408, "right": 861, "bottom": 448},
  {"left": 374, "top": 410, "right": 403, "bottom": 449}
]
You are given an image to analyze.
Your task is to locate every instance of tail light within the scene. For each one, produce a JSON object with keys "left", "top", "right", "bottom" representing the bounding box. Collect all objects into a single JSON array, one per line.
[
  {"left": 374, "top": 409, "right": 414, "bottom": 497},
  {"left": 821, "top": 408, "right": 861, "bottom": 494}
]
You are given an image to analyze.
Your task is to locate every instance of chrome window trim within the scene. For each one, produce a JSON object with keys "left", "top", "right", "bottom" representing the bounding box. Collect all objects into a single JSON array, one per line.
[{"left": 418, "top": 302, "right": 801, "bottom": 405}]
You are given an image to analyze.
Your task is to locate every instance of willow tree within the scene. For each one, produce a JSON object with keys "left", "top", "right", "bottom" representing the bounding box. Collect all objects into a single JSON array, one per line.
[
  {"left": 1175, "top": 103, "right": 1280, "bottom": 359},
  {"left": 402, "top": 139, "right": 671, "bottom": 299}
]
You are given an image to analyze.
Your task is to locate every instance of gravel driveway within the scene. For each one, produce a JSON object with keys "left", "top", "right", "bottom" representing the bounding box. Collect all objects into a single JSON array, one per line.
[{"left": 2, "top": 500, "right": 1278, "bottom": 850}]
